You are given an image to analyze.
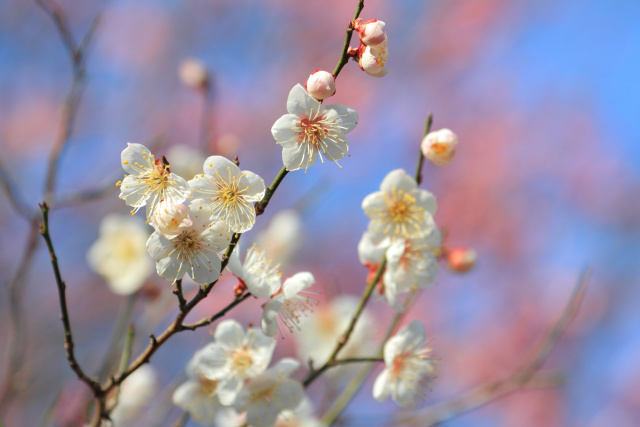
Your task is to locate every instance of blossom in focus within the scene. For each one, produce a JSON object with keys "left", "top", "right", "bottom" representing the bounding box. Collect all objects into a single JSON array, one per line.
[
  {"left": 189, "top": 155, "right": 266, "bottom": 233},
  {"left": 150, "top": 200, "right": 193, "bottom": 239},
  {"left": 87, "top": 214, "right": 153, "bottom": 295},
  {"left": 359, "top": 43, "right": 389, "bottom": 78},
  {"left": 173, "top": 346, "right": 222, "bottom": 425},
  {"left": 305, "top": 70, "right": 336, "bottom": 100},
  {"left": 166, "top": 144, "right": 206, "bottom": 180},
  {"left": 227, "top": 245, "right": 282, "bottom": 298},
  {"left": 261, "top": 272, "right": 316, "bottom": 337},
  {"left": 362, "top": 169, "right": 437, "bottom": 243},
  {"left": 373, "top": 320, "right": 435, "bottom": 407},
  {"left": 146, "top": 199, "right": 231, "bottom": 284},
  {"left": 118, "top": 143, "right": 190, "bottom": 220},
  {"left": 196, "top": 319, "right": 276, "bottom": 406},
  {"left": 297, "top": 296, "right": 374, "bottom": 368},
  {"left": 446, "top": 247, "right": 477, "bottom": 273},
  {"left": 354, "top": 18, "right": 387, "bottom": 47},
  {"left": 271, "top": 84, "right": 358, "bottom": 172},
  {"left": 421, "top": 128, "right": 458, "bottom": 167},
  {"left": 254, "top": 209, "right": 303, "bottom": 267},
  {"left": 110, "top": 365, "right": 157, "bottom": 425},
  {"left": 233, "top": 358, "right": 304, "bottom": 427},
  {"left": 178, "top": 57, "right": 209, "bottom": 89}
]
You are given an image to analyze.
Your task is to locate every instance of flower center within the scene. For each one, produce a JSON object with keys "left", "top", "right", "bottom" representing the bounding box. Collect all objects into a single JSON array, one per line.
[
  {"left": 300, "top": 116, "right": 327, "bottom": 148},
  {"left": 430, "top": 142, "right": 448, "bottom": 155},
  {"left": 230, "top": 348, "right": 253, "bottom": 374},
  {"left": 176, "top": 230, "right": 201, "bottom": 260},
  {"left": 389, "top": 199, "right": 410, "bottom": 222},
  {"left": 199, "top": 377, "right": 218, "bottom": 396}
]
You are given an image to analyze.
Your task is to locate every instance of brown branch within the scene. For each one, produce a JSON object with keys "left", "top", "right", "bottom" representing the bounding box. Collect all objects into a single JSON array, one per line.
[
  {"left": 397, "top": 270, "right": 589, "bottom": 426},
  {"left": 0, "top": 160, "right": 35, "bottom": 220}
]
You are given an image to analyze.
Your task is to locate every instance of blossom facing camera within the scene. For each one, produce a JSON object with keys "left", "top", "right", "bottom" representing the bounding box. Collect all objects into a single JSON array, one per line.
[
  {"left": 178, "top": 57, "right": 209, "bottom": 89},
  {"left": 359, "top": 44, "right": 389, "bottom": 78},
  {"left": 271, "top": 84, "right": 358, "bottom": 172},
  {"left": 421, "top": 128, "right": 458, "bottom": 167},
  {"left": 446, "top": 247, "right": 477, "bottom": 273},
  {"left": 306, "top": 70, "right": 336, "bottom": 100},
  {"left": 373, "top": 320, "right": 435, "bottom": 407},
  {"left": 355, "top": 19, "right": 387, "bottom": 47}
]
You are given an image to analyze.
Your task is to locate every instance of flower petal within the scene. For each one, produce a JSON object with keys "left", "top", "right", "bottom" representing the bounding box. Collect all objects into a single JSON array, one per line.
[
  {"left": 261, "top": 296, "right": 284, "bottom": 337},
  {"left": 272, "top": 114, "right": 301, "bottom": 145},
  {"left": 286, "top": 84, "right": 318, "bottom": 116},
  {"left": 282, "top": 272, "right": 315, "bottom": 299}
]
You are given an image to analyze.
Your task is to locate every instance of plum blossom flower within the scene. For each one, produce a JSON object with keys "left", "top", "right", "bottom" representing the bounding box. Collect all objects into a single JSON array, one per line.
[
  {"left": 362, "top": 169, "right": 437, "bottom": 244},
  {"left": 359, "top": 43, "right": 389, "bottom": 78},
  {"left": 87, "top": 215, "right": 153, "bottom": 295},
  {"left": 189, "top": 156, "right": 265, "bottom": 233},
  {"left": 271, "top": 84, "right": 358, "bottom": 172},
  {"left": 354, "top": 18, "right": 387, "bottom": 47},
  {"left": 261, "top": 272, "right": 317, "bottom": 337},
  {"left": 173, "top": 346, "right": 222, "bottom": 425},
  {"left": 150, "top": 200, "right": 193, "bottom": 239},
  {"left": 110, "top": 365, "right": 157, "bottom": 425},
  {"left": 118, "top": 143, "right": 190, "bottom": 220},
  {"left": 305, "top": 70, "right": 336, "bottom": 100},
  {"left": 146, "top": 199, "right": 231, "bottom": 284},
  {"left": 196, "top": 320, "right": 276, "bottom": 406},
  {"left": 373, "top": 320, "right": 435, "bottom": 406},
  {"left": 421, "top": 128, "right": 458, "bottom": 167},
  {"left": 227, "top": 245, "right": 282, "bottom": 298},
  {"left": 233, "top": 358, "right": 304, "bottom": 427}
]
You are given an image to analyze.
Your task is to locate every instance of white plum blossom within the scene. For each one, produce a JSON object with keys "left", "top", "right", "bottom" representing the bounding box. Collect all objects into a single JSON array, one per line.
[
  {"left": 373, "top": 320, "right": 435, "bottom": 407},
  {"left": 362, "top": 169, "right": 437, "bottom": 244},
  {"left": 189, "top": 156, "right": 266, "bottom": 233},
  {"left": 118, "top": 143, "right": 190, "bottom": 221},
  {"left": 87, "top": 215, "right": 153, "bottom": 295},
  {"left": 359, "top": 43, "right": 389, "bottom": 78},
  {"left": 110, "top": 365, "right": 157, "bottom": 425},
  {"left": 261, "top": 272, "right": 316, "bottom": 337},
  {"left": 173, "top": 346, "right": 222, "bottom": 425},
  {"left": 297, "top": 296, "right": 374, "bottom": 368},
  {"left": 421, "top": 128, "right": 458, "bottom": 167},
  {"left": 146, "top": 199, "right": 231, "bottom": 284},
  {"left": 150, "top": 200, "right": 193, "bottom": 239},
  {"left": 271, "top": 84, "right": 358, "bottom": 172},
  {"left": 227, "top": 245, "right": 282, "bottom": 298},
  {"left": 233, "top": 358, "right": 304, "bottom": 427},
  {"left": 196, "top": 320, "right": 276, "bottom": 406},
  {"left": 357, "top": 231, "right": 387, "bottom": 268},
  {"left": 306, "top": 70, "right": 336, "bottom": 100},
  {"left": 355, "top": 18, "right": 387, "bottom": 47},
  {"left": 255, "top": 209, "right": 303, "bottom": 267},
  {"left": 274, "top": 397, "right": 325, "bottom": 427}
]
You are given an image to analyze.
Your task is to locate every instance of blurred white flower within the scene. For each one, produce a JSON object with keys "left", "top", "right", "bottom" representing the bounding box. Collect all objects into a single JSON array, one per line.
[
  {"left": 146, "top": 199, "right": 231, "bottom": 284},
  {"left": 357, "top": 231, "right": 387, "bottom": 267},
  {"left": 254, "top": 209, "right": 303, "bottom": 267},
  {"left": 87, "top": 215, "right": 152, "bottom": 295},
  {"left": 233, "top": 358, "right": 304, "bottom": 427},
  {"left": 118, "top": 143, "right": 190, "bottom": 221},
  {"left": 227, "top": 245, "right": 282, "bottom": 298},
  {"left": 271, "top": 84, "right": 358, "bottom": 171},
  {"left": 189, "top": 156, "right": 266, "bottom": 233},
  {"left": 196, "top": 320, "right": 276, "bottom": 406},
  {"left": 110, "top": 365, "right": 157, "bottom": 425},
  {"left": 150, "top": 200, "right": 193, "bottom": 239},
  {"left": 421, "top": 128, "right": 458, "bottom": 167},
  {"left": 261, "top": 272, "right": 316, "bottom": 337},
  {"left": 359, "top": 43, "right": 389, "bottom": 78},
  {"left": 305, "top": 70, "right": 336, "bottom": 100},
  {"left": 297, "top": 296, "right": 374, "bottom": 368},
  {"left": 166, "top": 144, "right": 206, "bottom": 181},
  {"left": 355, "top": 18, "right": 387, "bottom": 47},
  {"left": 373, "top": 320, "right": 435, "bottom": 407},
  {"left": 178, "top": 57, "right": 209, "bottom": 89},
  {"left": 274, "top": 397, "right": 325, "bottom": 427},
  {"left": 362, "top": 169, "right": 437, "bottom": 243}
]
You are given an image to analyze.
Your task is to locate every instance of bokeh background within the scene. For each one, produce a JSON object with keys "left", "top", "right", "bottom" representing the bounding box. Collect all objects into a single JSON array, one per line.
[{"left": 1, "top": 0, "right": 639, "bottom": 426}]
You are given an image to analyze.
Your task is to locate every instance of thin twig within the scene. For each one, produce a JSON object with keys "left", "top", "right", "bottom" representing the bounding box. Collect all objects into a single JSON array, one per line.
[
  {"left": 0, "top": 160, "right": 35, "bottom": 220},
  {"left": 414, "top": 114, "right": 433, "bottom": 185},
  {"left": 173, "top": 279, "right": 187, "bottom": 313},
  {"left": 397, "top": 270, "right": 589, "bottom": 426},
  {"left": 255, "top": 167, "right": 289, "bottom": 215},
  {"left": 332, "top": 0, "right": 365, "bottom": 78}
]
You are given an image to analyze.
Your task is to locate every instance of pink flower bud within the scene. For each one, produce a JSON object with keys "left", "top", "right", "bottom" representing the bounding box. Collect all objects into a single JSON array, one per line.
[
  {"left": 355, "top": 19, "right": 387, "bottom": 47},
  {"left": 305, "top": 70, "right": 336, "bottom": 100},
  {"left": 446, "top": 248, "right": 477, "bottom": 273},
  {"left": 178, "top": 58, "right": 209, "bottom": 89},
  {"left": 151, "top": 201, "right": 193, "bottom": 239},
  {"left": 421, "top": 129, "right": 458, "bottom": 167},
  {"left": 359, "top": 44, "right": 389, "bottom": 78}
]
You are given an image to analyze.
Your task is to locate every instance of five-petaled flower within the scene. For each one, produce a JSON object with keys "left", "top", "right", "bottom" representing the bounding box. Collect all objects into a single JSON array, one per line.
[
  {"left": 119, "top": 143, "right": 190, "bottom": 221},
  {"left": 189, "top": 156, "right": 266, "bottom": 234},
  {"left": 271, "top": 84, "right": 358, "bottom": 172},
  {"left": 261, "top": 272, "right": 316, "bottom": 337}
]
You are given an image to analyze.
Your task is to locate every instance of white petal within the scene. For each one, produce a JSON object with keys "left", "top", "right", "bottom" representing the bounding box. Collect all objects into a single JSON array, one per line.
[
  {"left": 203, "top": 155, "right": 241, "bottom": 178},
  {"left": 385, "top": 240, "right": 406, "bottom": 265},
  {"left": 261, "top": 296, "right": 284, "bottom": 337},
  {"left": 372, "top": 368, "right": 391, "bottom": 402},
  {"left": 323, "top": 104, "right": 358, "bottom": 134},
  {"left": 119, "top": 175, "right": 148, "bottom": 208},
  {"left": 241, "top": 170, "right": 266, "bottom": 200},
  {"left": 226, "top": 246, "right": 243, "bottom": 279},
  {"left": 146, "top": 232, "right": 172, "bottom": 260},
  {"left": 156, "top": 254, "right": 186, "bottom": 282},
  {"left": 282, "top": 144, "right": 317, "bottom": 172},
  {"left": 380, "top": 169, "right": 416, "bottom": 195},
  {"left": 216, "top": 376, "right": 243, "bottom": 406},
  {"left": 213, "top": 319, "right": 245, "bottom": 348},
  {"left": 271, "top": 358, "right": 300, "bottom": 377},
  {"left": 272, "top": 379, "right": 304, "bottom": 411},
  {"left": 188, "top": 174, "right": 217, "bottom": 202},
  {"left": 286, "top": 84, "right": 318, "bottom": 116},
  {"left": 357, "top": 232, "right": 387, "bottom": 265},
  {"left": 201, "top": 222, "right": 232, "bottom": 252},
  {"left": 188, "top": 254, "right": 221, "bottom": 284},
  {"left": 165, "top": 173, "right": 190, "bottom": 206},
  {"left": 282, "top": 272, "right": 315, "bottom": 299},
  {"left": 121, "top": 143, "right": 155, "bottom": 176},
  {"left": 361, "top": 191, "right": 384, "bottom": 216},
  {"left": 272, "top": 114, "right": 301, "bottom": 145},
  {"left": 415, "top": 189, "right": 438, "bottom": 216},
  {"left": 246, "top": 398, "right": 281, "bottom": 427}
]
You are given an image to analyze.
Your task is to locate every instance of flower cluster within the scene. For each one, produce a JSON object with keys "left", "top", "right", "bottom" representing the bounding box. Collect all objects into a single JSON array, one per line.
[{"left": 354, "top": 18, "right": 389, "bottom": 77}]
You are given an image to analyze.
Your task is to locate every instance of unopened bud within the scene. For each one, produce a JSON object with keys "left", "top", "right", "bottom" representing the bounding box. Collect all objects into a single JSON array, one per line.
[
  {"left": 151, "top": 201, "right": 193, "bottom": 239},
  {"left": 178, "top": 58, "right": 209, "bottom": 90},
  {"left": 421, "top": 129, "right": 458, "bottom": 167},
  {"left": 305, "top": 70, "right": 336, "bottom": 100},
  {"left": 359, "top": 44, "right": 389, "bottom": 78},
  {"left": 446, "top": 247, "right": 477, "bottom": 273},
  {"left": 355, "top": 19, "right": 387, "bottom": 47}
]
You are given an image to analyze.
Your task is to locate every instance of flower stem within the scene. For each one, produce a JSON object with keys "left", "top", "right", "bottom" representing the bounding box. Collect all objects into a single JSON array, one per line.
[
  {"left": 414, "top": 113, "right": 433, "bottom": 185},
  {"left": 332, "top": 0, "right": 365, "bottom": 78},
  {"left": 256, "top": 166, "right": 289, "bottom": 215}
]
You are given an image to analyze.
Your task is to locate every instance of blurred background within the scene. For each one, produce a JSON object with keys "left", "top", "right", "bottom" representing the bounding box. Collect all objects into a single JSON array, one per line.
[{"left": 1, "top": 0, "right": 639, "bottom": 426}]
